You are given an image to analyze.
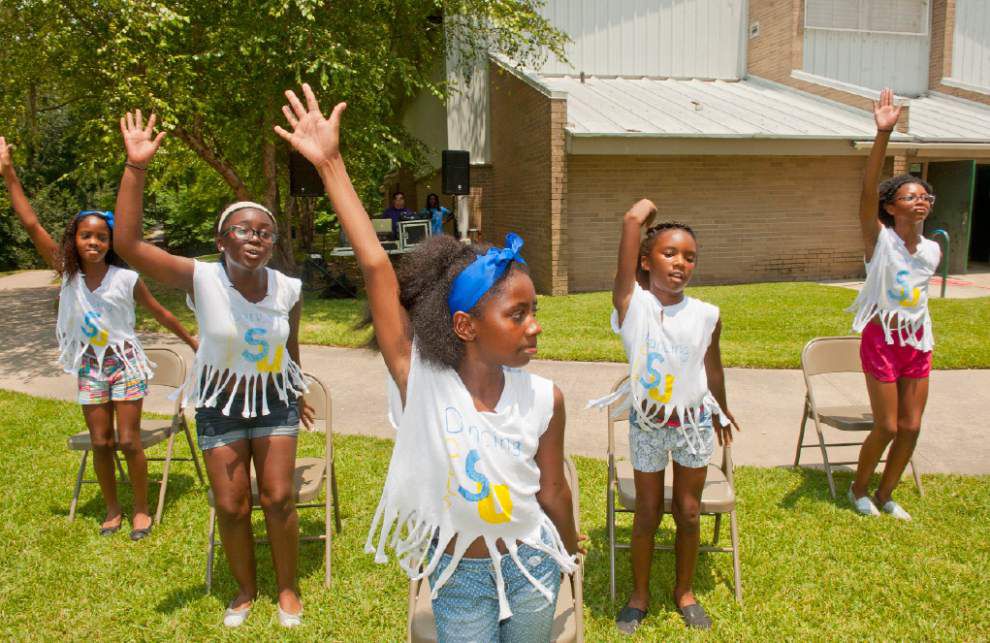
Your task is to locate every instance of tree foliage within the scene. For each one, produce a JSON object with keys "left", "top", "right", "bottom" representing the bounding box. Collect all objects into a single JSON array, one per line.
[{"left": 0, "top": 0, "right": 567, "bottom": 270}]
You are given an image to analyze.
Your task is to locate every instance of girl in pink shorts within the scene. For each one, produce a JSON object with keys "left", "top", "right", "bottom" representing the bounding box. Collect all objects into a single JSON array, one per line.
[{"left": 846, "top": 89, "right": 941, "bottom": 521}]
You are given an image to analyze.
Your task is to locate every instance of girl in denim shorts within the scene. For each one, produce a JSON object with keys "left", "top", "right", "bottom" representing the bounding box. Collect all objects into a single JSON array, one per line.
[
  {"left": 846, "top": 89, "right": 940, "bottom": 521},
  {"left": 0, "top": 135, "right": 196, "bottom": 541},
  {"left": 112, "top": 112, "right": 314, "bottom": 628},
  {"left": 599, "top": 199, "right": 740, "bottom": 633},
  {"left": 275, "top": 84, "right": 585, "bottom": 642}
]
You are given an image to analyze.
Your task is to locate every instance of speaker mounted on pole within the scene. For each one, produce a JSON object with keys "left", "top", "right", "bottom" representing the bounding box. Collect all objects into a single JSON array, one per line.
[{"left": 442, "top": 150, "right": 470, "bottom": 196}]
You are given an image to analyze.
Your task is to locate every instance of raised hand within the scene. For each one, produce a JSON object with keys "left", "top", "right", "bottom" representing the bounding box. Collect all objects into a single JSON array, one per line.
[
  {"left": 274, "top": 83, "right": 346, "bottom": 168},
  {"left": 0, "top": 136, "right": 13, "bottom": 175},
  {"left": 120, "top": 110, "right": 166, "bottom": 168},
  {"left": 873, "top": 87, "right": 902, "bottom": 132},
  {"left": 628, "top": 198, "right": 657, "bottom": 227}
]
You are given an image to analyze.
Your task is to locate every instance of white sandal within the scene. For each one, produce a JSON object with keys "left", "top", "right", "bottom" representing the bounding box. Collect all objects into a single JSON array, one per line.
[
  {"left": 878, "top": 498, "right": 912, "bottom": 521},
  {"left": 848, "top": 486, "right": 880, "bottom": 516},
  {"left": 277, "top": 605, "right": 303, "bottom": 628},
  {"left": 222, "top": 602, "right": 252, "bottom": 628}
]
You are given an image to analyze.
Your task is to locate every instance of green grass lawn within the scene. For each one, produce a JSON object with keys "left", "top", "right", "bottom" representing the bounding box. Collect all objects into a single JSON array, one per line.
[
  {"left": 138, "top": 281, "right": 990, "bottom": 369},
  {"left": 2, "top": 389, "right": 988, "bottom": 640}
]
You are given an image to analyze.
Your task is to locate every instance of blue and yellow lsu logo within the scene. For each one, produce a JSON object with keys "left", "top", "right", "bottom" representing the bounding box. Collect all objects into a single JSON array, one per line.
[
  {"left": 81, "top": 311, "right": 108, "bottom": 347},
  {"left": 241, "top": 327, "right": 284, "bottom": 372}
]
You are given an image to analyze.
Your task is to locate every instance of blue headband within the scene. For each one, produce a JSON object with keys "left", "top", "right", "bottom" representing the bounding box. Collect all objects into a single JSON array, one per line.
[
  {"left": 447, "top": 232, "right": 527, "bottom": 315},
  {"left": 76, "top": 210, "right": 114, "bottom": 230}
]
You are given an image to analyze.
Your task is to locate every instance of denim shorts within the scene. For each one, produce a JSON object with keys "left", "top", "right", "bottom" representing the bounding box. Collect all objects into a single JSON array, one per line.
[
  {"left": 629, "top": 410, "right": 714, "bottom": 472},
  {"left": 195, "top": 392, "right": 300, "bottom": 451},
  {"left": 428, "top": 536, "right": 561, "bottom": 643}
]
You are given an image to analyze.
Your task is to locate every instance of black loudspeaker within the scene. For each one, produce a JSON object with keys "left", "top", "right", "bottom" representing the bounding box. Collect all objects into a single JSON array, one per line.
[
  {"left": 289, "top": 151, "right": 325, "bottom": 197},
  {"left": 442, "top": 149, "right": 470, "bottom": 195}
]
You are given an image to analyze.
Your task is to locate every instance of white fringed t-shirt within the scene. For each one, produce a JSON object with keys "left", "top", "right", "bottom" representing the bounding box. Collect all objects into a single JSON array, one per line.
[
  {"left": 182, "top": 260, "right": 306, "bottom": 417},
  {"left": 56, "top": 266, "right": 153, "bottom": 378},
  {"left": 848, "top": 226, "right": 941, "bottom": 351},
  {"left": 367, "top": 347, "right": 577, "bottom": 620}
]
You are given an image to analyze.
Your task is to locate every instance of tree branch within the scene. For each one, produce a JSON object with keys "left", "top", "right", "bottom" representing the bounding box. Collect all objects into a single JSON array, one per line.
[{"left": 172, "top": 125, "right": 251, "bottom": 201}]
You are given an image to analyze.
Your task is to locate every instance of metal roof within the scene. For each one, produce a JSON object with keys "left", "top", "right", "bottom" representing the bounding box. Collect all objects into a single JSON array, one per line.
[
  {"left": 908, "top": 92, "right": 990, "bottom": 143},
  {"left": 537, "top": 75, "right": 890, "bottom": 140}
]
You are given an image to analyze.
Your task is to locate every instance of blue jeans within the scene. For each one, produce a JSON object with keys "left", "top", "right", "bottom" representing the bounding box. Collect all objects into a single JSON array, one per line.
[{"left": 428, "top": 542, "right": 561, "bottom": 643}]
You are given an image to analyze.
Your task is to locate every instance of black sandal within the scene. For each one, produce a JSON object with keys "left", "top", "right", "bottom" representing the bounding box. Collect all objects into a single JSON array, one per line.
[
  {"left": 99, "top": 524, "right": 121, "bottom": 537},
  {"left": 678, "top": 602, "right": 712, "bottom": 630},
  {"left": 129, "top": 526, "right": 152, "bottom": 541},
  {"left": 616, "top": 605, "right": 648, "bottom": 635}
]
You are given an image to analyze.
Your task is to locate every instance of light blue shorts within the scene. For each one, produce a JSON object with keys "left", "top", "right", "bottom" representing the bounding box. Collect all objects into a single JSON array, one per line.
[
  {"left": 428, "top": 537, "right": 561, "bottom": 642},
  {"left": 629, "top": 411, "right": 714, "bottom": 472}
]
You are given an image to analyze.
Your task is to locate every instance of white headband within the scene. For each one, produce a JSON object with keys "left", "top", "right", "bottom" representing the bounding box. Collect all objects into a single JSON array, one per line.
[{"left": 217, "top": 201, "right": 278, "bottom": 232}]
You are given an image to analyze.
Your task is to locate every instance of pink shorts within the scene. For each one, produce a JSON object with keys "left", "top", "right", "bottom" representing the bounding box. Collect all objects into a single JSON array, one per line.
[{"left": 859, "top": 322, "right": 932, "bottom": 382}]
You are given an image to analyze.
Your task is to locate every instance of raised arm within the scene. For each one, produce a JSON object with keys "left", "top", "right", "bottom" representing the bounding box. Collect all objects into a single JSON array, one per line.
[
  {"left": 132, "top": 278, "right": 198, "bottom": 351},
  {"left": 859, "top": 88, "right": 901, "bottom": 261},
  {"left": 275, "top": 84, "right": 412, "bottom": 395},
  {"left": 613, "top": 199, "right": 656, "bottom": 325},
  {"left": 114, "top": 111, "right": 194, "bottom": 292},
  {"left": 0, "top": 137, "right": 60, "bottom": 269}
]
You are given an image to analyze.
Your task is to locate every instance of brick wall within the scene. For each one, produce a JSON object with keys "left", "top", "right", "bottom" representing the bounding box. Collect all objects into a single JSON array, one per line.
[
  {"left": 488, "top": 65, "right": 568, "bottom": 294},
  {"left": 566, "top": 155, "right": 868, "bottom": 292}
]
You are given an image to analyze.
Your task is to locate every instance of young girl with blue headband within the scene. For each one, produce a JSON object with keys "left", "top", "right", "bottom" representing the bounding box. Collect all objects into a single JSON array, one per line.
[
  {"left": 0, "top": 135, "right": 197, "bottom": 541},
  {"left": 275, "top": 84, "right": 585, "bottom": 641}
]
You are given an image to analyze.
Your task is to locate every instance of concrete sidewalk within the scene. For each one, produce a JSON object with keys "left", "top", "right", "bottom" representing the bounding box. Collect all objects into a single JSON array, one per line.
[{"left": 1, "top": 270, "right": 987, "bottom": 474}]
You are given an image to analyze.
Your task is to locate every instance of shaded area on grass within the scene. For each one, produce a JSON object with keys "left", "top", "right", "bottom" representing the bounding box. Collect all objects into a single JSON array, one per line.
[
  {"left": 2, "top": 389, "right": 989, "bottom": 639},
  {"left": 138, "top": 280, "right": 990, "bottom": 369}
]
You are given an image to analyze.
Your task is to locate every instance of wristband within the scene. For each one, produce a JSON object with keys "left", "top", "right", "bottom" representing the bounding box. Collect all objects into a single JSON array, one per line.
[
  {"left": 125, "top": 161, "right": 148, "bottom": 171},
  {"left": 877, "top": 128, "right": 894, "bottom": 132}
]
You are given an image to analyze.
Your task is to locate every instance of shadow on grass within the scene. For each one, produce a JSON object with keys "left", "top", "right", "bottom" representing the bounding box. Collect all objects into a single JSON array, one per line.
[
  {"left": 154, "top": 503, "right": 333, "bottom": 614},
  {"left": 48, "top": 472, "right": 200, "bottom": 522},
  {"left": 776, "top": 464, "right": 860, "bottom": 511}
]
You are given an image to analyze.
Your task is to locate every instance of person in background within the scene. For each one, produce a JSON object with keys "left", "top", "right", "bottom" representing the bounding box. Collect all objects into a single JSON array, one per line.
[
  {"left": 380, "top": 191, "right": 414, "bottom": 239},
  {"left": 422, "top": 192, "right": 453, "bottom": 237}
]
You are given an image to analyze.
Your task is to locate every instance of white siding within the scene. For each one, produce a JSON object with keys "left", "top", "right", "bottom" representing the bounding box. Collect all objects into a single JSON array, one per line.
[
  {"left": 538, "top": 0, "right": 746, "bottom": 79},
  {"left": 802, "top": 29, "right": 930, "bottom": 95},
  {"left": 950, "top": 0, "right": 990, "bottom": 92},
  {"left": 446, "top": 58, "right": 491, "bottom": 164}
]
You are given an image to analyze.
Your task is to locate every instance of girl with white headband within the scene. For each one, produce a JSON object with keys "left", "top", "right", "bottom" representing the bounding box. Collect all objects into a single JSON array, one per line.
[
  {"left": 275, "top": 84, "right": 584, "bottom": 641},
  {"left": 0, "top": 134, "right": 196, "bottom": 541},
  {"left": 111, "top": 111, "right": 313, "bottom": 628}
]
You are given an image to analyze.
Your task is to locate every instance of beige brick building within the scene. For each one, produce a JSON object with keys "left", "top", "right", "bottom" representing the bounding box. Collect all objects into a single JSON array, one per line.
[{"left": 410, "top": 0, "right": 990, "bottom": 294}]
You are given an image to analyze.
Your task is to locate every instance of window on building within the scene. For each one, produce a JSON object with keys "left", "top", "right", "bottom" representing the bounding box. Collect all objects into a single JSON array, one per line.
[{"left": 805, "top": 0, "right": 929, "bottom": 36}]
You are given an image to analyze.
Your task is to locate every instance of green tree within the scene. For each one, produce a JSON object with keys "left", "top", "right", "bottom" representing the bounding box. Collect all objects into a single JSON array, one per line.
[{"left": 0, "top": 0, "right": 566, "bottom": 270}]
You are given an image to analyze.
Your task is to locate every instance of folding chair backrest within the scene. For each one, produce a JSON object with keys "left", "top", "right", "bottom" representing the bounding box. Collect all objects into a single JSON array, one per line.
[
  {"left": 302, "top": 373, "right": 331, "bottom": 435},
  {"left": 801, "top": 336, "right": 862, "bottom": 377},
  {"left": 145, "top": 347, "right": 185, "bottom": 390},
  {"left": 606, "top": 375, "right": 630, "bottom": 459}
]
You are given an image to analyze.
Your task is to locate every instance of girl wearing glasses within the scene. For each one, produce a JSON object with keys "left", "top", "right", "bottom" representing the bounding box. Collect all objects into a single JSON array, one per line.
[
  {"left": 846, "top": 89, "right": 940, "bottom": 521},
  {"left": 0, "top": 135, "right": 197, "bottom": 541},
  {"left": 111, "top": 111, "right": 314, "bottom": 628}
]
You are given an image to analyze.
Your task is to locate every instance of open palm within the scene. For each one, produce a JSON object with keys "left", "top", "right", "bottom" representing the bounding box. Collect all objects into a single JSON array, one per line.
[
  {"left": 874, "top": 87, "right": 902, "bottom": 131},
  {"left": 274, "top": 83, "right": 346, "bottom": 168},
  {"left": 120, "top": 110, "right": 166, "bottom": 167},
  {"left": 0, "top": 136, "right": 12, "bottom": 174}
]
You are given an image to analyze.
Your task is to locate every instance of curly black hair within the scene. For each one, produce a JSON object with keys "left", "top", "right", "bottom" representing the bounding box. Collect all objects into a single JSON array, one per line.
[
  {"left": 57, "top": 214, "right": 124, "bottom": 280},
  {"left": 363, "top": 234, "right": 529, "bottom": 369},
  {"left": 878, "top": 174, "right": 934, "bottom": 227},
  {"left": 636, "top": 222, "right": 697, "bottom": 285}
]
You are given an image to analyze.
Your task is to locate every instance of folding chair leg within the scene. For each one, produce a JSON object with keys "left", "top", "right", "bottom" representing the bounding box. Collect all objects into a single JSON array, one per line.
[
  {"left": 324, "top": 472, "right": 332, "bottom": 588},
  {"left": 114, "top": 452, "right": 128, "bottom": 483},
  {"left": 68, "top": 450, "right": 89, "bottom": 521},
  {"left": 794, "top": 403, "right": 809, "bottom": 467},
  {"left": 182, "top": 422, "right": 205, "bottom": 486},
  {"left": 713, "top": 513, "right": 722, "bottom": 545},
  {"left": 205, "top": 507, "right": 217, "bottom": 594},
  {"left": 154, "top": 432, "right": 177, "bottom": 525},
  {"left": 607, "top": 483, "right": 617, "bottom": 605},
  {"left": 815, "top": 424, "right": 838, "bottom": 499},
  {"left": 910, "top": 457, "right": 924, "bottom": 497},
  {"left": 729, "top": 510, "right": 742, "bottom": 605},
  {"left": 330, "top": 462, "right": 342, "bottom": 534}
]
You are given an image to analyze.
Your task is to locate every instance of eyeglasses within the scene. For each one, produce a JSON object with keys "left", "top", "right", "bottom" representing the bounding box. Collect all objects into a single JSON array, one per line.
[
  {"left": 895, "top": 194, "right": 936, "bottom": 205},
  {"left": 224, "top": 224, "right": 278, "bottom": 243}
]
